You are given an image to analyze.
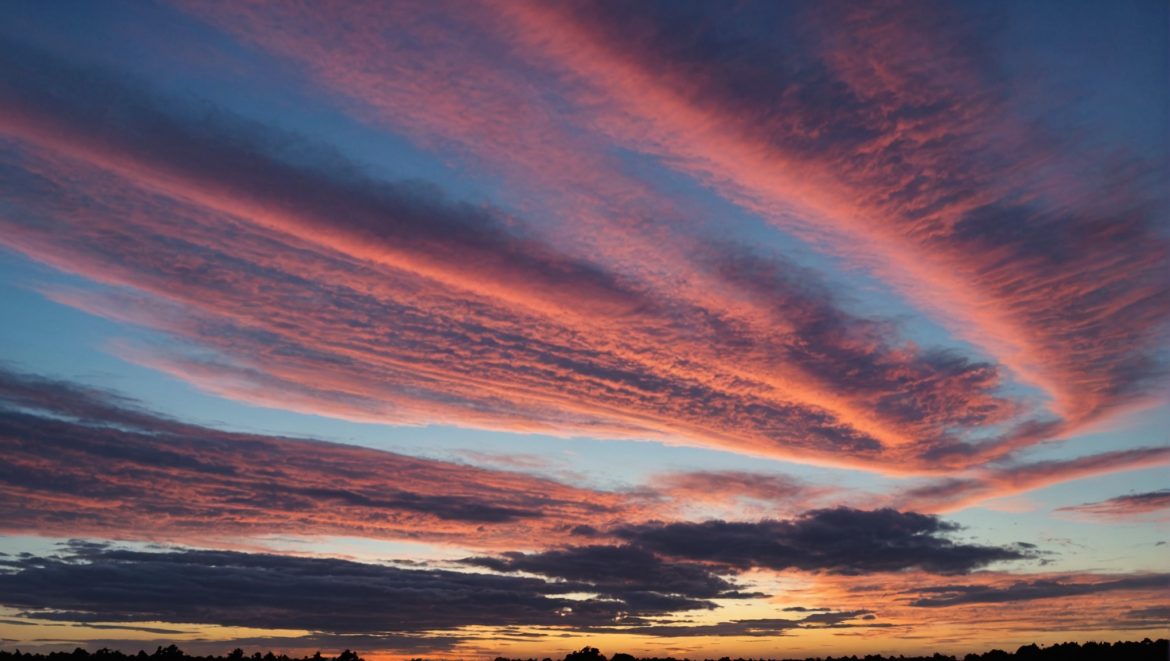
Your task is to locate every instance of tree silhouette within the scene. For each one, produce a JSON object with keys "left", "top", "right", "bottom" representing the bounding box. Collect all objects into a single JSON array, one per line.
[
  {"left": 564, "top": 647, "right": 606, "bottom": 661},
  {"left": 0, "top": 641, "right": 1168, "bottom": 661}
]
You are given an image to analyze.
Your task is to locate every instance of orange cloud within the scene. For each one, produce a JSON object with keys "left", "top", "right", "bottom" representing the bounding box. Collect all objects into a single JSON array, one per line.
[
  {"left": 0, "top": 368, "right": 625, "bottom": 548},
  {"left": 897, "top": 447, "right": 1170, "bottom": 512}
]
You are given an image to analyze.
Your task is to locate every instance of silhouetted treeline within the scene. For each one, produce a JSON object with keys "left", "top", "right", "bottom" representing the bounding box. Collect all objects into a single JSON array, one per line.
[
  {"left": 0, "top": 647, "right": 362, "bottom": 661},
  {"left": 488, "top": 641, "right": 1170, "bottom": 661},
  {"left": 1, "top": 641, "right": 1167, "bottom": 661}
]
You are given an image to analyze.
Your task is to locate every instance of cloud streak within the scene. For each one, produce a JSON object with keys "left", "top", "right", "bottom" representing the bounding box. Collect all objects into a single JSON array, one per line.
[
  {"left": 0, "top": 2, "right": 1167, "bottom": 655},
  {"left": 897, "top": 448, "right": 1170, "bottom": 512},
  {"left": 0, "top": 368, "right": 621, "bottom": 546},
  {"left": 907, "top": 574, "right": 1170, "bottom": 608},
  {"left": 491, "top": 0, "right": 1170, "bottom": 434},
  {"left": 1057, "top": 490, "right": 1170, "bottom": 521},
  {"left": 464, "top": 544, "right": 761, "bottom": 612},
  {"left": 613, "top": 508, "right": 1032, "bottom": 575},
  {"left": 0, "top": 366, "right": 1042, "bottom": 579},
  {"left": 0, "top": 36, "right": 1046, "bottom": 471}
]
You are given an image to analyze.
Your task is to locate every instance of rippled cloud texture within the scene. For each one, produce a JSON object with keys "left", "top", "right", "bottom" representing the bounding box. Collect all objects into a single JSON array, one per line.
[{"left": 0, "top": 0, "right": 1167, "bottom": 658}]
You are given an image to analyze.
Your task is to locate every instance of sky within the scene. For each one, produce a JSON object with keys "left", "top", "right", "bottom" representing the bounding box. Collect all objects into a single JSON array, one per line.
[{"left": 0, "top": 0, "right": 1167, "bottom": 658}]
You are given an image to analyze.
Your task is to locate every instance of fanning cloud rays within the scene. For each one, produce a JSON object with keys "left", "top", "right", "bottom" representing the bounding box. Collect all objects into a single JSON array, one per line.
[
  {"left": 0, "top": 38, "right": 1054, "bottom": 470},
  {"left": 0, "top": 0, "right": 1166, "bottom": 656}
]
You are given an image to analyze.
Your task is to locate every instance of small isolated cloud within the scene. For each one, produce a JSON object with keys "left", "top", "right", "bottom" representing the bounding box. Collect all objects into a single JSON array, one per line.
[
  {"left": 1057, "top": 489, "right": 1170, "bottom": 520},
  {"left": 582, "top": 610, "right": 885, "bottom": 638},
  {"left": 907, "top": 574, "right": 1170, "bottom": 607}
]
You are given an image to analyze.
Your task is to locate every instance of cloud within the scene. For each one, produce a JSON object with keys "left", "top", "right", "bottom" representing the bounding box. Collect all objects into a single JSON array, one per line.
[
  {"left": 6, "top": 365, "right": 1029, "bottom": 568},
  {"left": 1125, "top": 605, "right": 1170, "bottom": 624},
  {"left": 0, "top": 32, "right": 1050, "bottom": 473},
  {"left": 577, "top": 609, "right": 886, "bottom": 638},
  {"left": 66, "top": 624, "right": 187, "bottom": 635},
  {"left": 613, "top": 508, "right": 1032, "bottom": 575},
  {"left": 349, "top": 0, "right": 1042, "bottom": 454},
  {"left": 0, "top": 36, "right": 639, "bottom": 322},
  {"left": 0, "top": 367, "right": 622, "bottom": 546},
  {"left": 907, "top": 574, "right": 1170, "bottom": 607},
  {"left": 898, "top": 448, "right": 1170, "bottom": 512},
  {"left": 0, "top": 366, "right": 1040, "bottom": 584},
  {"left": 1057, "top": 489, "right": 1170, "bottom": 520},
  {"left": 0, "top": 3, "right": 1167, "bottom": 653},
  {"left": 492, "top": 0, "right": 1170, "bottom": 435},
  {"left": 464, "top": 544, "right": 762, "bottom": 612},
  {"left": 0, "top": 545, "right": 652, "bottom": 635},
  {"left": 0, "top": 543, "right": 881, "bottom": 640},
  {"left": 634, "top": 471, "right": 828, "bottom": 520}
]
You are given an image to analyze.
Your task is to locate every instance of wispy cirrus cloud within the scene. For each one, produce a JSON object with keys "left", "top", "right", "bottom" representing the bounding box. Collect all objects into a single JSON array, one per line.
[
  {"left": 1057, "top": 490, "right": 1170, "bottom": 521},
  {"left": 0, "top": 368, "right": 622, "bottom": 547},
  {"left": 0, "top": 367, "right": 1163, "bottom": 646},
  {"left": 0, "top": 1, "right": 1166, "bottom": 655},
  {"left": 0, "top": 37, "right": 1042, "bottom": 471},
  {"left": 0, "top": 367, "right": 1042, "bottom": 574},
  {"left": 169, "top": 0, "right": 1033, "bottom": 457},
  {"left": 896, "top": 448, "right": 1170, "bottom": 513},
  {"left": 636, "top": 471, "right": 826, "bottom": 519},
  {"left": 488, "top": 0, "right": 1170, "bottom": 435}
]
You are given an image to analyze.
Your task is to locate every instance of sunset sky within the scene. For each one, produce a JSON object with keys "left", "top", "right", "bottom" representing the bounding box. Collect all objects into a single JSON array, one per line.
[{"left": 0, "top": 0, "right": 1168, "bottom": 658}]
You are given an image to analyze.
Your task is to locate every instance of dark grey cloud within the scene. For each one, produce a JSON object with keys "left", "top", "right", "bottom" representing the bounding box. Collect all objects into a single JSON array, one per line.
[
  {"left": 595, "top": 618, "right": 798, "bottom": 638},
  {"left": 780, "top": 606, "right": 829, "bottom": 613},
  {"left": 1126, "top": 605, "right": 1170, "bottom": 624},
  {"left": 464, "top": 544, "right": 763, "bottom": 612},
  {"left": 615, "top": 508, "right": 1034, "bottom": 574},
  {"left": 797, "top": 609, "right": 880, "bottom": 626},
  {"left": 1057, "top": 489, "right": 1170, "bottom": 518},
  {"left": 907, "top": 574, "right": 1170, "bottom": 607},
  {"left": 7, "top": 535, "right": 906, "bottom": 640},
  {"left": 582, "top": 610, "right": 885, "bottom": 638},
  {"left": 68, "top": 624, "right": 186, "bottom": 635},
  {"left": 0, "top": 545, "right": 655, "bottom": 635}
]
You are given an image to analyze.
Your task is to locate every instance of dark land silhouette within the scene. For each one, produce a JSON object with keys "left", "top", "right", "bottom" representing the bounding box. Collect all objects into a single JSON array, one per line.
[{"left": 1, "top": 641, "right": 1168, "bottom": 661}]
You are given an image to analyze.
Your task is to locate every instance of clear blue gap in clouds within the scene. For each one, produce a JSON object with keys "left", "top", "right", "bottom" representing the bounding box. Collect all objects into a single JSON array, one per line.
[{"left": 995, "top": 0, "right": 1169, "bottom": 167}]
